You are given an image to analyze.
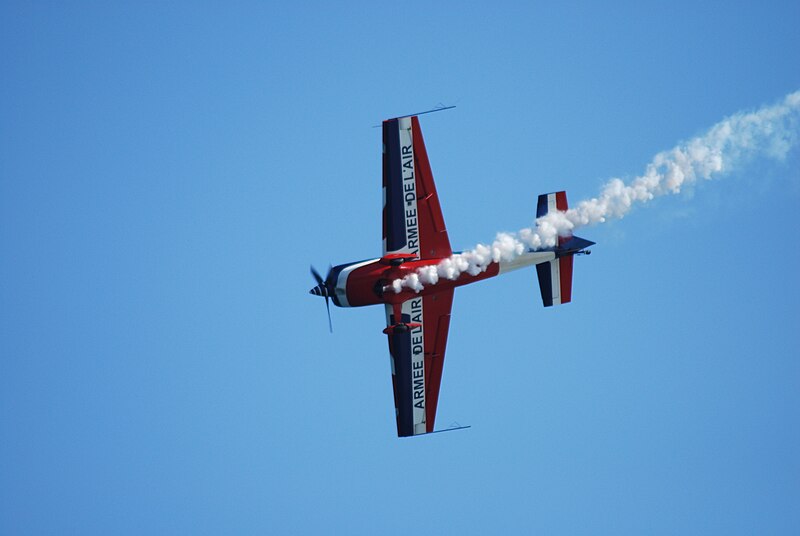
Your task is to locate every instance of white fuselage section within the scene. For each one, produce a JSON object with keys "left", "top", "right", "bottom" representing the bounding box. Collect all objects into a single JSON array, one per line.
[{"left": 497, "top": 249, "right": 556, "bottom": 274}]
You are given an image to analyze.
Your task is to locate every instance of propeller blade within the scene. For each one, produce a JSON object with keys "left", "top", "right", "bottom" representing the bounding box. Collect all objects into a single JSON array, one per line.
[
  {"left": 310, "top": 265, "right": 324, "bottom": 286},
  {"left": 325, "top": 296, "right": 333, "bottom": 333},
  {"left": 311, "top": 264, "right": 334, "bottom": 333}
]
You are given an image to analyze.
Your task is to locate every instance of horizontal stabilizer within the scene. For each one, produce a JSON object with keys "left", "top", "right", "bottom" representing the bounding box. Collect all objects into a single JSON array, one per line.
[{"left": 556, "top": 235, "right": 595, "bottom": 257}]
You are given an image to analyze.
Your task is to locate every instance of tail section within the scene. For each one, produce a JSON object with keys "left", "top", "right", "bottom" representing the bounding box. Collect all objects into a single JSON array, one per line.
[{"left": 535, "top": 192, "right": 594, "bottom": 307}]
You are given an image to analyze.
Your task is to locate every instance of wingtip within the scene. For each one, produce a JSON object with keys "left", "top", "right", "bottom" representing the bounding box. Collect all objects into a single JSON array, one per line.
[{"left": 382, "top": 104, "right": 456, "bottom": 123}]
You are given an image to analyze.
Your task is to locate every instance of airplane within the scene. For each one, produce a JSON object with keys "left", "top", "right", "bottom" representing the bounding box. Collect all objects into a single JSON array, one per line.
[{"left": 309, "top": 110, "right": 594, "bottom": 437}]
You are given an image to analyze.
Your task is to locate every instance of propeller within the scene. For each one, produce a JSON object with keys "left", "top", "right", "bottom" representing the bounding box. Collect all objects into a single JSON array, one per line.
[{"left": 309, "top": 265, "right": 333, "bottom": 333}]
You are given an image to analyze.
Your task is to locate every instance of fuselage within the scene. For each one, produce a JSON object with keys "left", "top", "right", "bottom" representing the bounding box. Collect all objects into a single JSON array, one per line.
[{"left": 328, "top": 249, "right": 557, "bottom": 308}]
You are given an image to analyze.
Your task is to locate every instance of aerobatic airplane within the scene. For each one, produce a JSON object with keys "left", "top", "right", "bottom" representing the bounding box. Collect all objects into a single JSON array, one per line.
[{"left": 309, "top": 109, "right": 594, "bottom": 437}]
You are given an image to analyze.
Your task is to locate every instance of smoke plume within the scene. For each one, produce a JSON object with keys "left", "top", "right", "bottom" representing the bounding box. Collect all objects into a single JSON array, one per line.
[{"left": 392, "top": 91, "right": 800, "bottom": 293}]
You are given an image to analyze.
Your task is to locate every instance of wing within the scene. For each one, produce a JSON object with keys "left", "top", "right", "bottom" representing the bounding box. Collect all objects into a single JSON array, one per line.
[
  {"left": 382, "top": 116, "right": 452, "bottom": 259},
  {"left": 385, "top": 289, "right": 454, "bottom": 437}
]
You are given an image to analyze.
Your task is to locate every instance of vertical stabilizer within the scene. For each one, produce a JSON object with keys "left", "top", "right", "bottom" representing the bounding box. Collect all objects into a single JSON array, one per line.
[{"left": 535, "top": 191, "right": 593, "bottom": 307}]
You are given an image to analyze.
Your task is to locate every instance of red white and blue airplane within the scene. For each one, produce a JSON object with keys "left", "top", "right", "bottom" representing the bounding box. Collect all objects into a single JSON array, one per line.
[{"left": 310, "top": 110, "right": 594, "bottom": 437}]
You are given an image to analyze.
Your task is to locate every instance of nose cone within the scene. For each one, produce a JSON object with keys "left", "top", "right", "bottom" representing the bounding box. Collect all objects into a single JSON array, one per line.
[{"left": 309, "top": 284, "right": 324, "bottom": 296}]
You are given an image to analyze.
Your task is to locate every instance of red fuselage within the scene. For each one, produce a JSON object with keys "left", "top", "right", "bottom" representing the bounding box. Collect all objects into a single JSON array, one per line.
[{"left": 330, "top": 257, "right": 502, "bottom": 308}]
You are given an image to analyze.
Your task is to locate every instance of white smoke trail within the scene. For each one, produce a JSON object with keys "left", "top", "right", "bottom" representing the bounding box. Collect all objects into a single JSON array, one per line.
[{"left": 392, "top": 90, "right": 800, "bottom": 293}]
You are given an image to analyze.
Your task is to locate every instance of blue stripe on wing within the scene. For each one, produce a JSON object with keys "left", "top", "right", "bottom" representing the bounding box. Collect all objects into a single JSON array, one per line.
[{"left": 383, "top": 118, "right": 407, "bottom": 253}]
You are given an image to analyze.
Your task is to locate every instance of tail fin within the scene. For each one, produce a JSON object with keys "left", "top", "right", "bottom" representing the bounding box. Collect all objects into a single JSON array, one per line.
[{"left": 535, "top": 192, "right": 594, "bottom": 307}]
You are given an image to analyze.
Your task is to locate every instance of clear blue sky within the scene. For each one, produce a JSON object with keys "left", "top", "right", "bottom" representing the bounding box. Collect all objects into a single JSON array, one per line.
[{"left": 2, "top": 2, "right": 799, "bottom": 534}]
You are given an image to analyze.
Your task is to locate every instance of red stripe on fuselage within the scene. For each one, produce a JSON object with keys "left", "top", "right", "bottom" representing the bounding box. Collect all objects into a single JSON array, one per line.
[{"left": 342, "top": 259, "right": 500, "bottom": 308}]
